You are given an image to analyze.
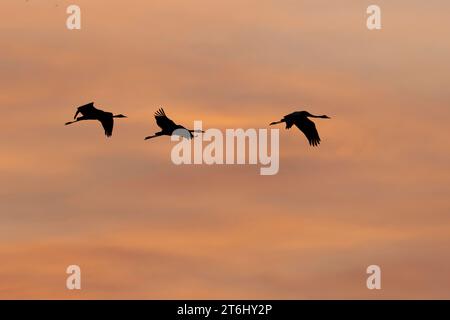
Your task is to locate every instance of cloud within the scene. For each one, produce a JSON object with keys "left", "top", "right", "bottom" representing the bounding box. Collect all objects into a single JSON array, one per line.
[{"left": 1, "top": 0, "right": 450, "bottom": 298}]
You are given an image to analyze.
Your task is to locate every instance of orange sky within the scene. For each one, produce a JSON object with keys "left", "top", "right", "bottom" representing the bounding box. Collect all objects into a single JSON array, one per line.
[{"left": 1, "top": 0, "right": 450, "bottom": 299}]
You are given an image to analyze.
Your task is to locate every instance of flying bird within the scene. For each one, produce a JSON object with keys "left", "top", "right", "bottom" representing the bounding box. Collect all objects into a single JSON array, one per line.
[
  {"left": 65, "top": 102, "right": 127, "bottom": 137},
  {"left": 145, "top": 108, "right": 203, "bottom": 140},
  {"left": 270, "top": 111, "right": 330, "bottom": 146}
]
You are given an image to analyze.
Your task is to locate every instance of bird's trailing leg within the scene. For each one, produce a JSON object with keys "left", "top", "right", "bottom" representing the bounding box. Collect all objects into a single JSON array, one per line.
[
  {"left": 269, "top": 120, "right": 284, "bottom": 126},
  {"left": 65, "top": 116, "right": 86, "bottom": 125},
  {"left": 144, "top": 132, "right": 163, "bottom": 140},
  {"left": 189, "top": 129, "right": 205, "bottom": 138},
  {"left": 65, "top": 119, "right": 79, "bottom": 125},
  {"left": 189, "top": 129, "right": 205, "bottom": 135}
]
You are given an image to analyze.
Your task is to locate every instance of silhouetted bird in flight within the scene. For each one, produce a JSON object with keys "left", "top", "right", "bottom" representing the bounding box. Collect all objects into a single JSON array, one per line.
[
  {"left": 65, "top": 102, "right": 127, "bottom": 137},
  {"left": 270, "top": 111, "right": 330, "bottom": 146},
  {"left": 145, "top": 108, "right": 204, "bottom": 140}
]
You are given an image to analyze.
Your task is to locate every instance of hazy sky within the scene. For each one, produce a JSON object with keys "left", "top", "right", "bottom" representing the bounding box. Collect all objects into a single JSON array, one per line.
[{"left": 1, "top": 0, "right": 450, "bottom": 298}]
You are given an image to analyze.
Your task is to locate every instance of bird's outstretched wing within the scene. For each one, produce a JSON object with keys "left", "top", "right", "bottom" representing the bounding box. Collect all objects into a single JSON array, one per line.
[
  {"left": 294, "top": 118, "right": 321, "bottom": 146},
  {"left": 75, "top": 102, "right": 98, "bottom": 118},
  {"left": 99, "top": 113, "right": 114, "bottom": 137},
  {"left": 154, "top": 108, "right": 177, "bottom": 130}
]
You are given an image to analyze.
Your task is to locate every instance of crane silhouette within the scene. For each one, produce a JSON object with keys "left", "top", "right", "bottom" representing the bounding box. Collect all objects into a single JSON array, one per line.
[
  {"left": 270, "top": 111, "right": 330, "bottom": 146},
  {"left": 65, "top": 102, "right": 127, "bottom": 137},
  {"left": 145, "top": 108, "right": 204, "bottom": 140}
]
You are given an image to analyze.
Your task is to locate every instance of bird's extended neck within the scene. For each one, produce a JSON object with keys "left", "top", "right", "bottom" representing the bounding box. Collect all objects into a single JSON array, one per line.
[{"left": 308, "top": 114, "right": 330, "bottom": 119}]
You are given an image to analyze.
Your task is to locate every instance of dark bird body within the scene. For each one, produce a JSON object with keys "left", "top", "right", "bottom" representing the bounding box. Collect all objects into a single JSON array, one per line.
[
  {"left": 270, "top": 111, "right": 330, "bottom": 146},
  {"left": 65, "top": 102, "right": 127, "bottom": 137},
  {"left": 145, "top": 108, "right": 203, "bottom": 140}
]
